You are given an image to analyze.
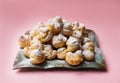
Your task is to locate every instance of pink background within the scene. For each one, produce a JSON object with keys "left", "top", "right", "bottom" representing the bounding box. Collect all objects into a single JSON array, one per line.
[{"left": 0, "top": 0, "right": 120, "bottom": 83}]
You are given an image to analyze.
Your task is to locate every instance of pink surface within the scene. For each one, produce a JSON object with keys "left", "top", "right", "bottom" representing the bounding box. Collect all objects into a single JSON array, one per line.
[{"left": 0, "top": 0, "right": 120, "bottom": 83}]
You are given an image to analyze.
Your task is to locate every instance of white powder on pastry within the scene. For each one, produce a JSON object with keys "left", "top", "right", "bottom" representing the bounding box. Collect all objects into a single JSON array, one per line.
[
  {"left": 63, "top": 22, "right": 71, "bottom": 29},
  {"left": 75, "top": 50, "right": 82, "bottom": 55},
  {"left": 83, "top": 42, "right": 94, "bottom": 50},
  {"left": 31, "top": 41, "right": 43, "bottom": 50},
  {"left": 72, "top": 31, "right": 82, "bottom": 38},
  {"left": 79, "top": 23, "right": 85, "bottom": 28},
  {"left": 58, "top": 34, "right": 67, "bottom": 42},
  {"left": 30, "top": 30, "right": 36, "bottom": 37},
  {"left": 30, "top": 49, "right": 44, "bottom": 56},
  {"left": 54, "top": 16, "right": 62, "bottom": 21},
  {"left": 39, "top": 27, "right": 49, "bottom": 33},
  {"left": 67, "top": 52, "right": 73, "bottom": 56},
  {"left": 54, "top": 22, "right": 61, "bottom": 29},
  {"left": 82, "top": 50, "right": 94, "bottom": 57},
  {"left": 73, "top": 21, "right": 79, "bottom": 27},
  {"left": 66, "top": 36, "right": 79, "bottom": 46},
  {"left": 83, "top": 37, "right": 90, "bottom": 43},
  {"left": 44, "top": 44, "right": 52, "bottom": 51},
  {"left": 57, "top": 47, "right": 66, "bottom": 52}
]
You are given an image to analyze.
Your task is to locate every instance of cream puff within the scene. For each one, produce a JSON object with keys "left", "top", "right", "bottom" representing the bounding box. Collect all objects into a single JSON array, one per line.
[
  {"left": 65, "top": 50, "right": 83, "bottom": 66},
  {"left": 43, "top": 44, "right": 57, "bottom": 60},
  {"left": 83, "top": 37, "right": 90, "bottom": 44},
  {"left": 57, "top": 47, "right": 68, "bottom": 59},
  {"left": 18, "top": 35, "right": 30, "bottom": 48},
  {"left": 46, "top": 16, "right": 63, "bottom": 34},
  {"left": 54, "top": 16, "right": 63, "bottom": 23},
  {"left": 44, "top": 50, "right": 57, "bottom": 60},
  {"left": 30, "top": 40, "right": 44, "bottom": 50},
  {"left": 82, "top": 41, "right": 94, "bottom": 51},
  {"left": 61, "top": 22, "right": 72, "bottom": 36},
  {"left": 72, "top": 30, "right": 82, "bottom": 39},
  {"left": 78, "top": 23, "right": 85, "bottom": 33},
  {"left": 52, "top": 34, "right": 67, "bottom": 48},
  {"left": 72, "top": 21, "right": 79, "bottom": 31},
  {"left": 29, "top": 29, "right": 38, "bottom": 38},
  {"left": 23, "top": 46, "right": 31, "bottom": 57},
  {"left": 66, "top": 36, "right": 80, "bottom": 52},
  {"left": 39, "top": 27, "right": 53, "bottom": 42},
  {"left": 30, "top": 49, "right": 45, "bottom": 64},
  {"left": 82, "top": 50, "right": 94, "bottom": 61}
]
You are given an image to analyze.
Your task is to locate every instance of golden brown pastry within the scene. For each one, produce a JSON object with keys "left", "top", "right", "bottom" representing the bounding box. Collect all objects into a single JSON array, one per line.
[
  {"left": 72, "top": 21, "right": 79, "bottom": 31},
  {"left": 38, "top": 27, "right": 53, "bottom": 42},
  {"left": 83, "top": 37, "right": 90, "bottom": 44},
  {"left": 66, "top": 36, "right": 80, "bottom": 52},
  {"left": 30, "top": 22, "right": 45, "bottom": 37},
  {"left": 52, "top": 34, "right": 67, "bottom": 48},
  {"left": 29, "top": 29, "right": 38, "bottom": 38},
  {"left": 61, "top": 22, "right": 72, "bottom": 36},
  {"left": 72, "top": 30, "right": 82, "bottom": 39},
  {"left": 30, "top": 39, "right": 44, "bottom": 50},
  {"left": 82, "top": 41, "right": 94, "bottom": 51},
  {"left": 78, "top": 23, "right": 85, "bottom": 33},
  {"left": 23, "top": 46, "right": 31, "bottom": 57},
  {"left": 72, "top": 22, "right": 85, "bottom": 32},
  {"left": 57, "top": 47, "right": 68, "bottom": 59},
  {"left": 18, "top": 35, "right": 30, "bottom": 48},
  {"left": 30, "top": 49, "right": 45, "bottom": 64},
  {"left": 65, "top": 50, "right": 83, "bottom": 66},
  {"left": 82, "top": 50, "right": 94, "bottom": 61},
  {"left": 46, "top": 16, "right": 63, "bottom": 34},
  {"left": 43, "top": 44, "right": 57, "bottom": 60},
  {"left": 44, "top": 50, "right": 57, "bottom": 60}
]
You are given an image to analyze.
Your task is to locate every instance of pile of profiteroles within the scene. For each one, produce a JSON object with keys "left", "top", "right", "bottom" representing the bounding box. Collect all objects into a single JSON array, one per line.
[{"left": 18, "top": 16, "right": 95, "bottom": 66}]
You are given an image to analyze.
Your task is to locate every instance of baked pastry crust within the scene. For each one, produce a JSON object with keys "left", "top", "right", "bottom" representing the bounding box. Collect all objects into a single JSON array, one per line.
[
  {"left": 43, "top": 44, "right": 57, "bottom": 60},
  {"left": 18, "top": 35, "right": 30, "bottom": 48},
  {"left": 23, "top": 46, "right": 31, "bottom": 57},
  {"left": 66, "top": 50, "right": 83, "bottom": 65},
  {"left": 82, "top": 50, "right": 94, "bottom": 61},
  {"left": 30, "top": 49, "right": 45, "bottom": 64},
  {"left": 66, "top": 36, "right": 80, "bottom": 51},
  {"left": 38, "top": 27, "right": 53, "bottom": 42},
  {"left": 57, "top": 47, "right": 68, "bottom": 59},
  {"left": 82, "top": 41, "right": 94, "bottom": 51},
  {"left": 52, "top": 34, "right": 67, "bottom": 48}
]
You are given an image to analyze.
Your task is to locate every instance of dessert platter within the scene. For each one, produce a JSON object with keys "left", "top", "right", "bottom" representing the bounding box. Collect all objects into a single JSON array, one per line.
[{"left": 13, "top": 16, "right": 106, "bottom": 70}]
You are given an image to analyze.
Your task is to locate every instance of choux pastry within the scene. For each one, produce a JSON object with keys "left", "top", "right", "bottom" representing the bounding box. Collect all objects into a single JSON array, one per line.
[
  {"left": 62, "top": 22, "right": 72, "bottom": 36},
  {"left": 52, "top": 34, "right": 67, "bottom": 48},
  {"left": 65, "top": 50, "right": 83, "bottom": 66},
  {"left": 39, "top": 27, "right": 53, "bottom": 42},
  {"left": 18, "top": 35, "right": 30, "bottom": 48},
  {"left": 43, "top": 44, "right": 57, "bottom": 60},
  {"left": 47, "top": 16, "right": 63, "bottom": 34},
  {"left": 44, "top": 50, "right": 57, "bottom": 60},
  {"left": 72, "top": 30, "right": 82, "bottom": 39},
  {"left": 30, "top": 49, "right": 45, "bottom": 64},
  {"left": 23, "top": 46, "right": 31, "bottom": 57},
  {"left": 83, "top": 37, "right": 90, "bottom": 44},
  {"left": 72, "top": 21, "right": 79, "bottom": 31},
  {"left": 66, "top": 36, "right": 80, "bottom": 51},
  {"left": 57, "top": 47, "right": 68, "bottom": 59},
  {"left": 30, "top": 40, "right": 44, "bottom": 50},
  {"left": 82, "top": 50, "right": 94, "bottom": 61},
  {"left": 82, "top": 41, "right": 94, "bottom": 51},
  {"left": 78, "top": 23, "right": 85, "bottom": 33}
]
